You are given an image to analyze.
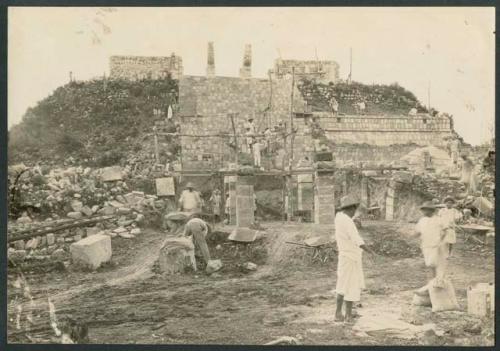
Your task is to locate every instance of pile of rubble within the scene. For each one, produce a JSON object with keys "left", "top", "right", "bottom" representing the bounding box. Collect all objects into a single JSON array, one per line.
[{"left": 8, "top": 165, "right": 170, "bottom": 267}]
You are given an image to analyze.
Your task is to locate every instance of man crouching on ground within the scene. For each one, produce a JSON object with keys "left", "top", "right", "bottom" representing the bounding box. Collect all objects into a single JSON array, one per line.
[{"left": 334, "top": 195, "right": 376, "bottom": 323}]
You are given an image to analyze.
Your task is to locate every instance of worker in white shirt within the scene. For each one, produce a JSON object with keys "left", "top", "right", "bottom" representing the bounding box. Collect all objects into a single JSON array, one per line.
[
  {"left": 244, "top": 117, "right": 256, "bottom": 133},
  {"left": 438, "top": 197, "right": 462, "bottom": 257},
  {"left": 253, "top": 138, "right": 262, "bottom": 168},
  {"left": 178, "top": 182, "right": 202, "bottom": 213},
  {"left": 334, "top": 195, "right": 376, "bottom": 323},
  {"left": 412, "top": 201, "right": 448, "bottom": 288}
]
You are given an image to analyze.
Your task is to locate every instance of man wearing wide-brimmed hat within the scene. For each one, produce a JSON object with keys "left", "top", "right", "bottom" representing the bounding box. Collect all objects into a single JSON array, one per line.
[
  {"left": 334, "top": 195, "right": 376, "bottom": 323},
  {"left": 178, "top": 182, "right": 202, "bottom": 213},
  {"left": 413, "top": 201, "right": 448, "bottom": 288},
  {"left": 438, "top": 196, "right": 462, "bottom": 256}
]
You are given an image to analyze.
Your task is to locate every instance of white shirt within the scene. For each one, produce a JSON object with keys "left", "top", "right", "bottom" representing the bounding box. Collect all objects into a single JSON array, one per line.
[
  {"left": 415, "top": 215, "right": 445, "bottom": 248},
  {"left": 438, "top": 208, "right": 462, "bottom": 228},
  {"left": 179, "top": 190, "right": 201, "bottom": 211},
  {"left": 335, "top": 212, "right": 365, "bottom": 261}
]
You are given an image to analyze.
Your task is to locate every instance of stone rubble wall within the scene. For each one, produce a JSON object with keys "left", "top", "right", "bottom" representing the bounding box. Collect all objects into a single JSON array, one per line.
[{"left": 109, "top": 55, "right": 184, "bottom": 80}]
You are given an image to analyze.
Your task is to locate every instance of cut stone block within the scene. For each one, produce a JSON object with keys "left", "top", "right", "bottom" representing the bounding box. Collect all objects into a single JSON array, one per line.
[
  {"left": 98, "top": 206, "right": 115, "bottom": 215},
  {"left": 156, "top": 177, "right": 176, "bottom": 196},
  {"left": 206, "top": 259, "right": 223, "bottom": 274},
  {"left": 67, "top": 212, "right": 83, "bottom": 220},
  {"left": 80, "top": 206, "right": 93, "bottom": 217},
  {"left": 70, "top": 234, "right": 112, "bottom": 270},
  {"left": 86, "top": 227, "right": 100, "bottom": 237},
  {"left": 25, "top": 237, "right": 40, "bottom": 250},
  {"left": 228, "top": 227, "right": 257, "bottom": 242},
  {"left": 130, "top": 228, "right": 141, "bottom": 235},
  {"left": 158, "top": 237, "right": 196, "bottom": 274},
  {"left": 71, "top": 200, "right": 83, "bottom": 212},
  {"left": 101, "top": 166, "right": 123, "bottom": 182},
  {"left": 13, "top": 240, "right": 25, "bottom": 250},
  {"left": 46, "top": 233, "right": 55, "bottom": 246}
]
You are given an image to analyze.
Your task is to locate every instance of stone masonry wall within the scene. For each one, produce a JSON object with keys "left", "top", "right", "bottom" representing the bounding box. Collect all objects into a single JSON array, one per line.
[
  {"left": 178, "top": 76, "right": 307, "bottom": 170},
  {"left": 291, "top": 112, "right": 453, "bottom": 165},
  {"left": 271, "top": 59, "right": 340, "bottom": 83},
  {"left": 110, "top": 55, "right": 184, "bottom": 80}
]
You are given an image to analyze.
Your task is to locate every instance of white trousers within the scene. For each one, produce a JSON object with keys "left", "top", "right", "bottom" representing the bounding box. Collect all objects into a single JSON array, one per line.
[{"left": 336, "top": 254, "right": 365, "bottom": 302}]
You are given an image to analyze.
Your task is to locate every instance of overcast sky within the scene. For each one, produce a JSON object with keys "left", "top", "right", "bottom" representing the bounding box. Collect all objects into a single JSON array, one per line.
[{"left": 8, "top": 7, "right": 495, "bottom": 145}]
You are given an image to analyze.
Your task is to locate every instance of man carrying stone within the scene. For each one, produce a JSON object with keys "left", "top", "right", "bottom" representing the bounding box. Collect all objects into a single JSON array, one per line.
[
  {"left": 334, "top": 195, "right": 376, "bottom": 323},
  {"left": 163, "top": 212, "right": 212, "bottom": 267},
  {"left": 178, "top": 182, "right": 202, "bottom": 213}
]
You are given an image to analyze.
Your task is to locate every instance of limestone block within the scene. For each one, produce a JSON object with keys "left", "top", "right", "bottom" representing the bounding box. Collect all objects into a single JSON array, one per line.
[
  {"left": 46, "top": 233, "right": 55, "bottom": 246},
  {"left": 101, "top": 166, "right": 123, "bottom": 182},
  {"left": 228, "top": 227, "right": 257, "bottom": 242},
  {"left": 158, "top": 237, "right": 196, "bottom": 274},
  {"left": 71, "top": 200, "right": 84, "bottom": 212},
  {"left": 67, "top": 211, "right": 83, "bottom": 220},
  {"left": 70, "top": 234, "right": 112, "bottom": 270},
  {"left": 80, "top": 206, "right": 93, "bottom": 217},
  {"left": 206, "top": 259, "right": 223, "bottom": 274},
  {"left": 13, "top": 240, "right": 25, "bottom": 250}
]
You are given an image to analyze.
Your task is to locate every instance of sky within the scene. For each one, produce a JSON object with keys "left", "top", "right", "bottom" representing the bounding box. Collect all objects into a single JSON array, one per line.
[{"left": 8, "top": 7, "right": 495, "bottom": 145}]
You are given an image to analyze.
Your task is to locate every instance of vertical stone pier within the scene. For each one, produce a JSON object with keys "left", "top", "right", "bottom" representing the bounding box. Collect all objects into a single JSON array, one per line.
[
  {"left": 224, "top": 176, "right": 237, "bottom": 225},
  {"left": 239, "top": 44, "right": 252, "bottom": 78},
  {"left": 235, "top": 175, "right": 255, "bottom": 227},
  {"left": 297, "top": 173, "right": 314, "bottom": 211},
  {"left": 385, "top": 179, "right": 396, "bottom": 221},
  {"left": 360, "top": 176, "right": 369, "bottom": 208},
  {"left": 206, "top": 41, "right": 215, "bottom": 77},
  {"left": 314, "top": 170, "right": 336, "bottom": 224}
]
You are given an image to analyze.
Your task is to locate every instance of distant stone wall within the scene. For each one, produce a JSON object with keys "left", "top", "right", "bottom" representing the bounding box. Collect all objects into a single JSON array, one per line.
[
  {"left": 291, "top": 113, "right": 453, "bottom": 166},
  {"left": 299, "top": 113, "right": 453, "bottom": 147},
  {"left": 178, "top": 76, "right": 307, "bottom": 170},
  {"left": 270, "top": 59, "right": 340, "bottom": 83},
  {"left": 109, "top": 55, "right": 183, "bottom": 80}
]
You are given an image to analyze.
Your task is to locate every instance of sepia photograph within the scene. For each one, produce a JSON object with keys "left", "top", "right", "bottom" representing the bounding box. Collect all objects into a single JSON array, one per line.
[{"left": 6, "top": 6, "right": 496, "bottom": 346}]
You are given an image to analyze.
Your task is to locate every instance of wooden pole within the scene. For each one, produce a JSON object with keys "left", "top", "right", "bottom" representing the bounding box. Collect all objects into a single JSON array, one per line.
[
  {"left": 153, "top": 130, "right": 160, "bottom": 164},
  {"left": 229, "top": 113, "right": 239, "bottom": 165},
  {"left": 287, "top": 67, "right": 295, "bottom": 222}
]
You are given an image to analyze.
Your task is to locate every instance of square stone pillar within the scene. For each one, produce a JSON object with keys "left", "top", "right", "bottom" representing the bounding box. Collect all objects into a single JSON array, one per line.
[
  {"left": 235, "top": 175, "right": 255, "bottom": 227},
  {"left": 385, "top": 180, "right": 396, "bottom": 221},
  {"left": 314, "top": 171, "right": 336, "bottom": 224},
  {"left": 224, "top": 176, "right": 237, "bottom": 225},
  {"left": 297, "top": 173, "right": 314, "bottom": 211},
  {"left": 360, "top": 176, "right": 369, "bottom": 208}
]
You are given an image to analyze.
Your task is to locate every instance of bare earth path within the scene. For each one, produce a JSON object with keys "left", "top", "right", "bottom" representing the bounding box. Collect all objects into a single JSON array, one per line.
[{"left": 7, "top": 221, "right": 494, "bottom": 345}]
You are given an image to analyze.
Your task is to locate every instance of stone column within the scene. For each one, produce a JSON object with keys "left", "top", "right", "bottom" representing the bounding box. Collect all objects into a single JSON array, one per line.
[
  {"left": 360, "top": 176, "right": 369, "bottom": 208},
  {"left": 206, "top": 41, "right": 215, "bottom": 78},
  {"left": 224, "top": 176, "right": 237, "bottom": 225},
  {"left": 314, "top": 170, "right": 336, "bottom": 224},
  {"left": 239, "top": 44, "right": 252, "bottom": 78},
  {"left": 385, "top": 179, "right": 396, "bottom": 221},
  {"left": 235, "top": 175, "right": 255, "bottom": 227},
  {"left": 297, "top": 173, "right": 314, "bottom": 211}
]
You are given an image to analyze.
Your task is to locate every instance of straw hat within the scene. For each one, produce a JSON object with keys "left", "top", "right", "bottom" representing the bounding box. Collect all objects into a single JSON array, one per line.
[
  {"left": 443, "top": 196, "right": 455, "bottom": 203},
  {"left": 338, "top": 195, "right": 360, "bottom": 210},
  {"left": 164, "top": 211, "right": 190, "bottom": 222},
  {"left": 419, "top": 201, "right": 437, "bottom": 210},
  {"left": 185, "top": 182, "right": 195, "bottom": 189}
]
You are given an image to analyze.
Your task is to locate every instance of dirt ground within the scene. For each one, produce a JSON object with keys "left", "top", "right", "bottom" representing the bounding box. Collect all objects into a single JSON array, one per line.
[{"left": 7, "top": 220, "right": 495, "bottom": 346}]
